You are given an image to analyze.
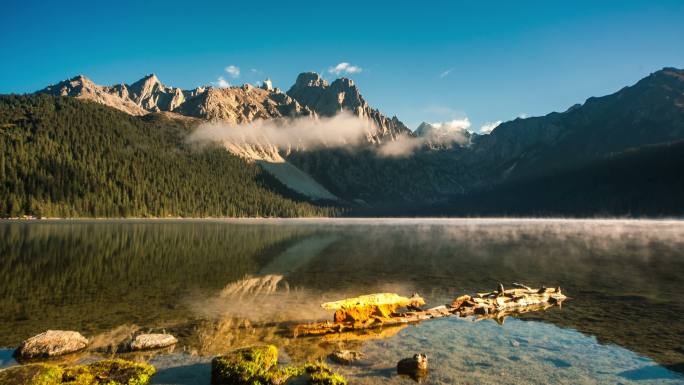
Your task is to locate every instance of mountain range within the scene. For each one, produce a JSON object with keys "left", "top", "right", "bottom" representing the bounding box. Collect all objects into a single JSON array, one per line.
[{"left": 1, "top": 67, "right": 682, "bottom": 217}]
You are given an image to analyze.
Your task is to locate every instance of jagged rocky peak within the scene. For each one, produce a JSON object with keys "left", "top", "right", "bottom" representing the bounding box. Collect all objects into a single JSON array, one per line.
[
  {"left": 122, "top": 74, "right": 187, "bottom": 112},
  {"left": 177, "top": 82, "right": 315, "bottom": 124},
  {"left": 261, "top": 78, "right": 274, "bottom": 91},
  {"left": 414, "top": 122, "right": 433, "bottom": 136},
  {"left": 287, "top": 72, "right": 411, "bottom": 140},
  {"left": 43, "top": 74, "right": 96, "bottom": 96},
  {"left": 36, "top": 74, "right": 318, "bottom": 123},
  {"left": 36, "top": 71, "right": 412, "bottom": 141},
  {"left": 70, "top": 74, "right": 94, "bottom": 86},
  {"left": 38, "top": 75, "right": 149, "bottom": 116},
  {"left": 129, "top": 74, "right": 163, "bottom": 94},
  {"left": 293, "top": 72, "right": 329, "bottom": 88}
]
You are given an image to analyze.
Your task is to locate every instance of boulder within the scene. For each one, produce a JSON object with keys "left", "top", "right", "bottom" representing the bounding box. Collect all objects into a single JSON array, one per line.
[
  {"left": 15, "top": 330, "right": 88, "bottom": 359},
  {"left": 128, "top": 333, "right": 177, "bottom": 351}
]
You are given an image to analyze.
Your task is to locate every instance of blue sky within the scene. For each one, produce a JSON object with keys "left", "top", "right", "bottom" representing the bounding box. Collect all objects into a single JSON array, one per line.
[{"left": 2, "top": 0, "right": 683, "bottom": 131}]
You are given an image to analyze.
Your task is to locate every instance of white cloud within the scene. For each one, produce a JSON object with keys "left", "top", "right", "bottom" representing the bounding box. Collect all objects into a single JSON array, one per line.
[
  {"left": 328, "top": 62, "right": 363, "bottom": 75},
  {"left": 379, "top": 118, "right": 472, "bottom": 157},
  {"left": 479, "top": 120, "right": 502, "bottom": 134},
  {"left": 225, "top": 65, "right": 241, "bottom": 78},
  {"left": 214, "top": 76, "right": 230, "bottom": 88},
  {"left": 421, "top": 118, "right": 472, "bottom": 144},
  {"left": 518, "top": 113, "right": 528, "bottom": 119},
  {"left": 188, "top": 111, "right": 373, "bottom": 151},
  {"left": 430, "top": 118, "right": 471, "bottom": 132},
  {"left": 440, "top": 68, "right": 453, "bottom": 78},
  {"left": 377, "top": 135, "right": 424, "bottom": 157}
]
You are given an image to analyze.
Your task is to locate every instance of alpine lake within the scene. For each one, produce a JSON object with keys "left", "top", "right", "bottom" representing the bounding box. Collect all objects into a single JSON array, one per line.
[{"left": 1, "top": 218, "right": 683, "bottom": 384}]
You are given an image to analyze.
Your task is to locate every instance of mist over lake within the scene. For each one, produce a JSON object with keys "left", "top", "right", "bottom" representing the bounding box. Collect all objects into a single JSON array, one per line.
[{"left": 1, "top": 219, "right": 682, "bottom": 384}]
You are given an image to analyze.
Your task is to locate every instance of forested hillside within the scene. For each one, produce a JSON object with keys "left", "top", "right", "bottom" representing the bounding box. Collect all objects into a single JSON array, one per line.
[
  {"left": 431, "top": 140, "right": 684, "bottom": 217},
  {"left": 0, "top": 95, "right": 336, "bottom": 218}
]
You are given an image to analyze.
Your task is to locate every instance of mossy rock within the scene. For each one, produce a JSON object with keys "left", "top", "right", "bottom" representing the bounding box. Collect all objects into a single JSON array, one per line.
[
  {"left": 211, "top": 345, "right": 284, "bottom": 385},
  {"left": 302, "top": 362, "right": 347, "bottom": 385},
  {"left": 0, "top": 359, "right": 155, "bottom": 385},
  {"left": 0, "top": 363, "right": 64, "bottom": 385},
  {"left": 62, "top": 359, "right": 156, "bottom": 385},
  {"left": 211, "top": 345, "right": 346, "bottom": 385}
]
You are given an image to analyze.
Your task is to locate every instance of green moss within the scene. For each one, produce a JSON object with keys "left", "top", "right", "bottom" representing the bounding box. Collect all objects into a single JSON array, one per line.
[
  {"left": 62, "top": 359, "right": 155, "bottom": 385},
  {"left": 0, "top": 363, "right": 64, "bottom": 385},
  {"left": 303, "top": 362, "right": 347, "bottom": 385},
  {"left": 267, "top": 366, "right": 305, "bottom": 385},
  {"left": 0, "top": 359, "right": 155, "bottom": 385},
  {"left": 211, "top": 345, "right": 281, "bottom": 385},
  {"left": 211, "top": 346, "right": 347, "bottom": 385}
]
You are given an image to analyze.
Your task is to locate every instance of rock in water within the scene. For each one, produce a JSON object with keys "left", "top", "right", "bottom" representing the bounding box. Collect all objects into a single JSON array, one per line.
[
  {"left": 211, "top": 345, "right": 279, "bottom": 385},
  {"left": 397, "top": 354, "right": 428, "bottom": 382},
  {"left": 330, "top": 349, "right": 364, "bottom": 365},
  {"left": 211, "top": 345, "right": 348, "bottom": 385},
  {"left": 128, "top": 333, "right": 178, "bottom": 351},
  {"left": 0, "top": 359, "right": 155, "bottom": 385},
  {"left": 15, "top": 330, "right": 88, "bottom": 359}
]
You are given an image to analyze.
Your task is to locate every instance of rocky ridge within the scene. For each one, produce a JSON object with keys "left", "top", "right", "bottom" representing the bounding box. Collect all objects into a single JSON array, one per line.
[
  {"left": 37, "top": 72, "right": 410, "bottom": 162},
  {"left": 287, "top": 72, "right": 412, "bottom": 141},
  {"left": 38, "top": 74, "right": 314, "bottom": 123}
]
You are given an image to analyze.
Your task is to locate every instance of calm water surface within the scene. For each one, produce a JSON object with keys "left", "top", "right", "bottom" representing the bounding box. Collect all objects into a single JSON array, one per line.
[{"left": 1, "top": 218, "right": 683, "bottom": 384}]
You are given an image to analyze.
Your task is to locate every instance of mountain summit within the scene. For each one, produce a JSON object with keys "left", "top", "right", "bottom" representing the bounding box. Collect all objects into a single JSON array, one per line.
[{"left": 287, "top": 72, "right": 411, "bottom": 141}]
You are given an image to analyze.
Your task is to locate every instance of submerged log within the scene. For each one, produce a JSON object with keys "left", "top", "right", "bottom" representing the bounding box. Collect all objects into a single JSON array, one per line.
[{"left": 294, "top": 284, "right": 567, "bottom": 337}]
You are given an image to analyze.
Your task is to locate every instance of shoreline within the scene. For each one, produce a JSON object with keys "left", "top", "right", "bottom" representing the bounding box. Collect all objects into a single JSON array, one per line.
[{"left": 1, "top": 217, "right": 683, "bottom": 224}]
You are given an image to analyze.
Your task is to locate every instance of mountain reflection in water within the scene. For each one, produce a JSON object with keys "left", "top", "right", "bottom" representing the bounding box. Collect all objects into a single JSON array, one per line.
[{"left": 0, "top": 219, "right": 683, "bottom": 383}]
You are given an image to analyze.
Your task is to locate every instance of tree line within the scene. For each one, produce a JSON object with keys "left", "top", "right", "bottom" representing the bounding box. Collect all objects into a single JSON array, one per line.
[{"left": 0, "top": 95, "right": 338, "bottom": 218}]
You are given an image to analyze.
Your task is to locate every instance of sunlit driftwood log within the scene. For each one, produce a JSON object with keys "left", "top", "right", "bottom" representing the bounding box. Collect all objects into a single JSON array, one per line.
[
  {"left": 322, "top": 293, "right": 425, "bottom": 324},
  {"left": 294, "top": 284, "right": 566, "bottom": 337}
]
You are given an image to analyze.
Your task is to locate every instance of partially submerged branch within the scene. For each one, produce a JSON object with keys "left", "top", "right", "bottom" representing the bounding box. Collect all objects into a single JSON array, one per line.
[{"left": 294, "top": 284, "right": 567, "bottom": 337}]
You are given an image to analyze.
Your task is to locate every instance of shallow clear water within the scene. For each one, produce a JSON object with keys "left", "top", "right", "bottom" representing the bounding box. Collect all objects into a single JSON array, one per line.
[{"left": 1, "top": 218, "right": 683, "bottom": 384}]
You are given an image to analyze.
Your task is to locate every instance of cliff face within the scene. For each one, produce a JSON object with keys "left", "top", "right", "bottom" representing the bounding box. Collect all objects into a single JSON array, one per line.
[{"left": 287, "top": 72, "right": 412, "bottom": 141}]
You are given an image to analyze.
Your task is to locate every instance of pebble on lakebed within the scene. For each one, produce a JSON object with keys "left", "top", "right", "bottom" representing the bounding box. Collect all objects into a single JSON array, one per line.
[
  {"left": 0, "top": 359, "right": 155, "bottom": 385},
  {"left": 15, "top": 330, "right": 88, "bottom": 359},
  {"left": 329, "top": 349, "right": 364, "bottom": 365},
  {"left": 211, "top": 344, "right": 347, "bottom": 385}
]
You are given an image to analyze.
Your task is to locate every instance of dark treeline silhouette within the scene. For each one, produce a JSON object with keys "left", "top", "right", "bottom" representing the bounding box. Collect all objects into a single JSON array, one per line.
[
  {"left": 439, "top": 140, "right": 684, "bottom": 217},
  {"left": 350, "top": 140, "right": 684, "bottom": 217}
]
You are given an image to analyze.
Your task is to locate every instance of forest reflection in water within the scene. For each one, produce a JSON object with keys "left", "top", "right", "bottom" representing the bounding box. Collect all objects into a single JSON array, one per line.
[{"left": 0, "top": 219, "right": 683, "bottom": 382}]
